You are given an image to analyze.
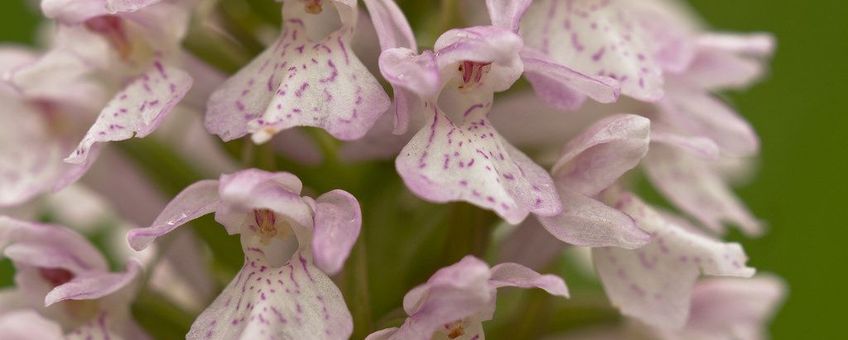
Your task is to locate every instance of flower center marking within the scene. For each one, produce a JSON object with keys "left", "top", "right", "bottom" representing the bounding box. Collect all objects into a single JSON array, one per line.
[
  {"left": 304, "top": 0, "right": 324, "bottom": 14},
  {"left": 444, "top": 320, "right": 466, "bottom": 339},
  {"left": 458, "top": 61, "right": 492, "bottom": 90},
  {"left": 84, "top": 15, "right": 131, "bottom": 60},
  {"left": 39, "top": 267, "right": 75, "bottom": 287},
  {"left": 254, "top": 209, "right": 292, "bottom": 244}
]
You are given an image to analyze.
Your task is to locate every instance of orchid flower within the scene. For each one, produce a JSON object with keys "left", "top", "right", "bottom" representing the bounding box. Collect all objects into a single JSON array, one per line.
[
  {"left": 653, "top": 275, "right": 786, "bottom": 340},
  {"left": 643, "top": 33, "right": 774, "bottom": 236},
  {"left": 379, "top": 23, "right": 564, "bottom": 224},
  {"left": 0, "top": 216, "right": 145, "bottom": 339},
  {"left": 366, "top": 256, "right": 568, "bottom": 340},
  {"left": 593, "top": 193, "right": 755, "bottom": 329},
  {"left": 528, "top": 114, "right": 756, "bottom": 329},
  {"left": 127, "top": 169, "right": 361, "bottom": 339},
  {"left": 205, "top": 0, "right": 391, "bottom": 144},
  {"left": 1, "top": 1, "right": 197, "bottom": 206}
]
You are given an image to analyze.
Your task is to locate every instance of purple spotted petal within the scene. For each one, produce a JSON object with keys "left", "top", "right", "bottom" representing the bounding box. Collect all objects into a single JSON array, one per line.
[
  {"left": 127, "top": 179, "right": 221, "bottom": 251},
  {"left": 206, "top": 5, "right": 390, "bottom": 144},
  {"left": 552, "top": 114, "right": 650, "bottom": 197},
  {"left": 0, "top": 310, "right": 64, "bottom": 340},
  {"left": 489, "top": 262, "right": 569, "bottom": 297},
  {"left": 521, "top": 47, "right": 619, "bottom": 110},
  {"left": 385, "top": 256, "right": 492, "bottom": 340},
  {"left": 593, "top": 194, "right": 755, "bottom": 329},
  {"left": 485, "top": 0, "right": 532, "bottom": 32},
  {"left": 521, "top": 0, "right": 664, "bottom": 101},
  {"left": 185, "top": 251, "right": 352, "bottom": 340},
  {"left": 396, "top": 111, "right": 561, "bottom": 224},
  {"left": 538, "top": 188, "right": 649, "bottom": 249},
  {"left": 311, "top": 190, "right": 362, "bottom": 275},
  {"left": 65, "top": 61, "right": 193, "bottom": 164},
  {"left": 658, "top": 88, "right": 759, "bottom": 157},
  {"left": 643, "top": 145, "right": 762, "bottom": 235},
  {"left": 41, "top": 0, "right": 161, "bottom": 24},
  {"left": 44, "top": 260, "right": 141, "bottom": 306}
]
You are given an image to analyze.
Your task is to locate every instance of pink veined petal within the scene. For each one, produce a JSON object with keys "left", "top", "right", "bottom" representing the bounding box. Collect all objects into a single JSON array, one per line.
[
  {"left": 643, "top": 145, "right": 762, "bottom": 235},
  {"left": 658, "top": 87, "right": 759, "bottom": 157},
  {"left": 127, "top": 179, "right": 221, "bottom": 251},
  {"left": 593, "top": 194, "right": 755, "bottom": 329},
  {"left": 668, "top": 275, "right": 786, "bottom": 340},
  {"left": 362, "top": 0, "right": 416, "bottom": 50},
  {"left": 379, "top": 48, "right": 441, "bottom": 99},
  {"left": 389, "top": 256, "right": 493, "bottom": 340},
  {"left": 215, "top": 170, "right": 313, "bottom": 237},
  {"left": 185, "top": 251, "right": 352, "bottom": 340},
  {"left": 4, "top": 47, "right": 109, "bottom": 110},
  {"left": 489, "top": 262, "right": 569, "bottom": 297},
  {"left": 521, "top": 0, "right": 664, "bottom": 101},
  {"left": 434, "top": 26, "right": 524, "bottom": 92},
  {"left": 521, "top": 47, "right": 620, "bottom": 110},
  {"left": 485, "top": 0, "right": 532, "bottom": 32},
  {"left": 0, "top": 217, "right": 108, "bottom": 273},
  {"left": 207, "top": 9, "right": 390, "bottom": 144},
  {"left": 65, "top": 61, "right": 193, "bottom": 165},
  {"left": 0, "top": 97, "right": 68, "bottom": 206},
  {"left": 41, "top": 0, "right": 162, "bottom": 24},
  {"left": 44, "top": 260, "right": 141, "bottom": 306},
  {"left": 650, "top": 127, "right": 720, "bottom": 161},
  {"left": 396, "top": 109, "right": 561, "bottom": 225},
  {"left": 538, "top": 188, "right": 649, "bottom": 249},
  {"left": 311, "top": 190, "right": 362, "bottom": 275},
  {"left": 552, "top": 114, "right": 651, "bottom": 197},
  {"left": 0, "top": 310, "right": 65, "bottom": 340},
  {"left": 679, "top": 33, "right": 774, "bottom": 91}
]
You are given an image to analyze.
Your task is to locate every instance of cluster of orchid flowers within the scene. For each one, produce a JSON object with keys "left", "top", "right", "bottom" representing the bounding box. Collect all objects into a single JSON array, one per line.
[{"left": 0, "top": 0, "right": 786, "bottom": 339}]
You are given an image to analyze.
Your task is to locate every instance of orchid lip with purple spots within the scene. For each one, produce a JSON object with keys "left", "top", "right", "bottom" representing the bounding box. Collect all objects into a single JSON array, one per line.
[
  {"left": 0, "top": 216, "right": 145, "bottom": 339},
  {"left": 365, "top": 256, "right": 568, "bottom": 340},
  {"left": 127, "top": 169, "right": 362, "bottom": 339},
  {"left": 205, "top": 0, "right": 391, "bottom": 145},
  {"left": 381, "top": 25, "right": 563, "bottom": 225}
]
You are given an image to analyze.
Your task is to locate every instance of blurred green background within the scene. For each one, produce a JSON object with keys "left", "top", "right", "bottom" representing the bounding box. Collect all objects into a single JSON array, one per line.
[{"left": 0, "top": 1, "right": 844, "bottom": 339}]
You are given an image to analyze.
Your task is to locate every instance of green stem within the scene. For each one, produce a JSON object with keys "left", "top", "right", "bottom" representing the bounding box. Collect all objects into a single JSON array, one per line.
[
  {"left": 444, "top": 203, "right": 498, "bottom": 262},
  {"left": 346, "top": 238, "right": 373, "bottom": 339},
  {"left": 131, "top": 289, "right": 195, "bottom": 339}
]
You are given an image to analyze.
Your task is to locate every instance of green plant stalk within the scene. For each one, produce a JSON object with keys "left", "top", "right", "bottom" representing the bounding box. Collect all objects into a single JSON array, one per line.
[{"left": 131, "top": 289, "right": 196, "bottom": 339}]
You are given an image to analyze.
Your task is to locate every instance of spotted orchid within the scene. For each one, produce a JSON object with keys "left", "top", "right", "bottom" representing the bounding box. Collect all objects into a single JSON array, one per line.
[
  {"left": 127, "top": 169, "right": 361, "bottom": 339},
  {"left": 1, "top": 0, "right": 199, "bottom": 207},
  {"left": 206, "top": 0, "right": 392, "bottom": 144},
  {"left": 380, "top": 22, "right": 566, "bottom": 224},
  {"left": 643, "top": 33, "right": 775, "bottom": 236},
  {"left": 366, "top": 256, "right": 568, "bottom": 340},
  {"left": 0, "top": 0, "right": 786, "bottom": 338},
  {"left": 0, "top": 216, "right": 144, "bottom": 339}
]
